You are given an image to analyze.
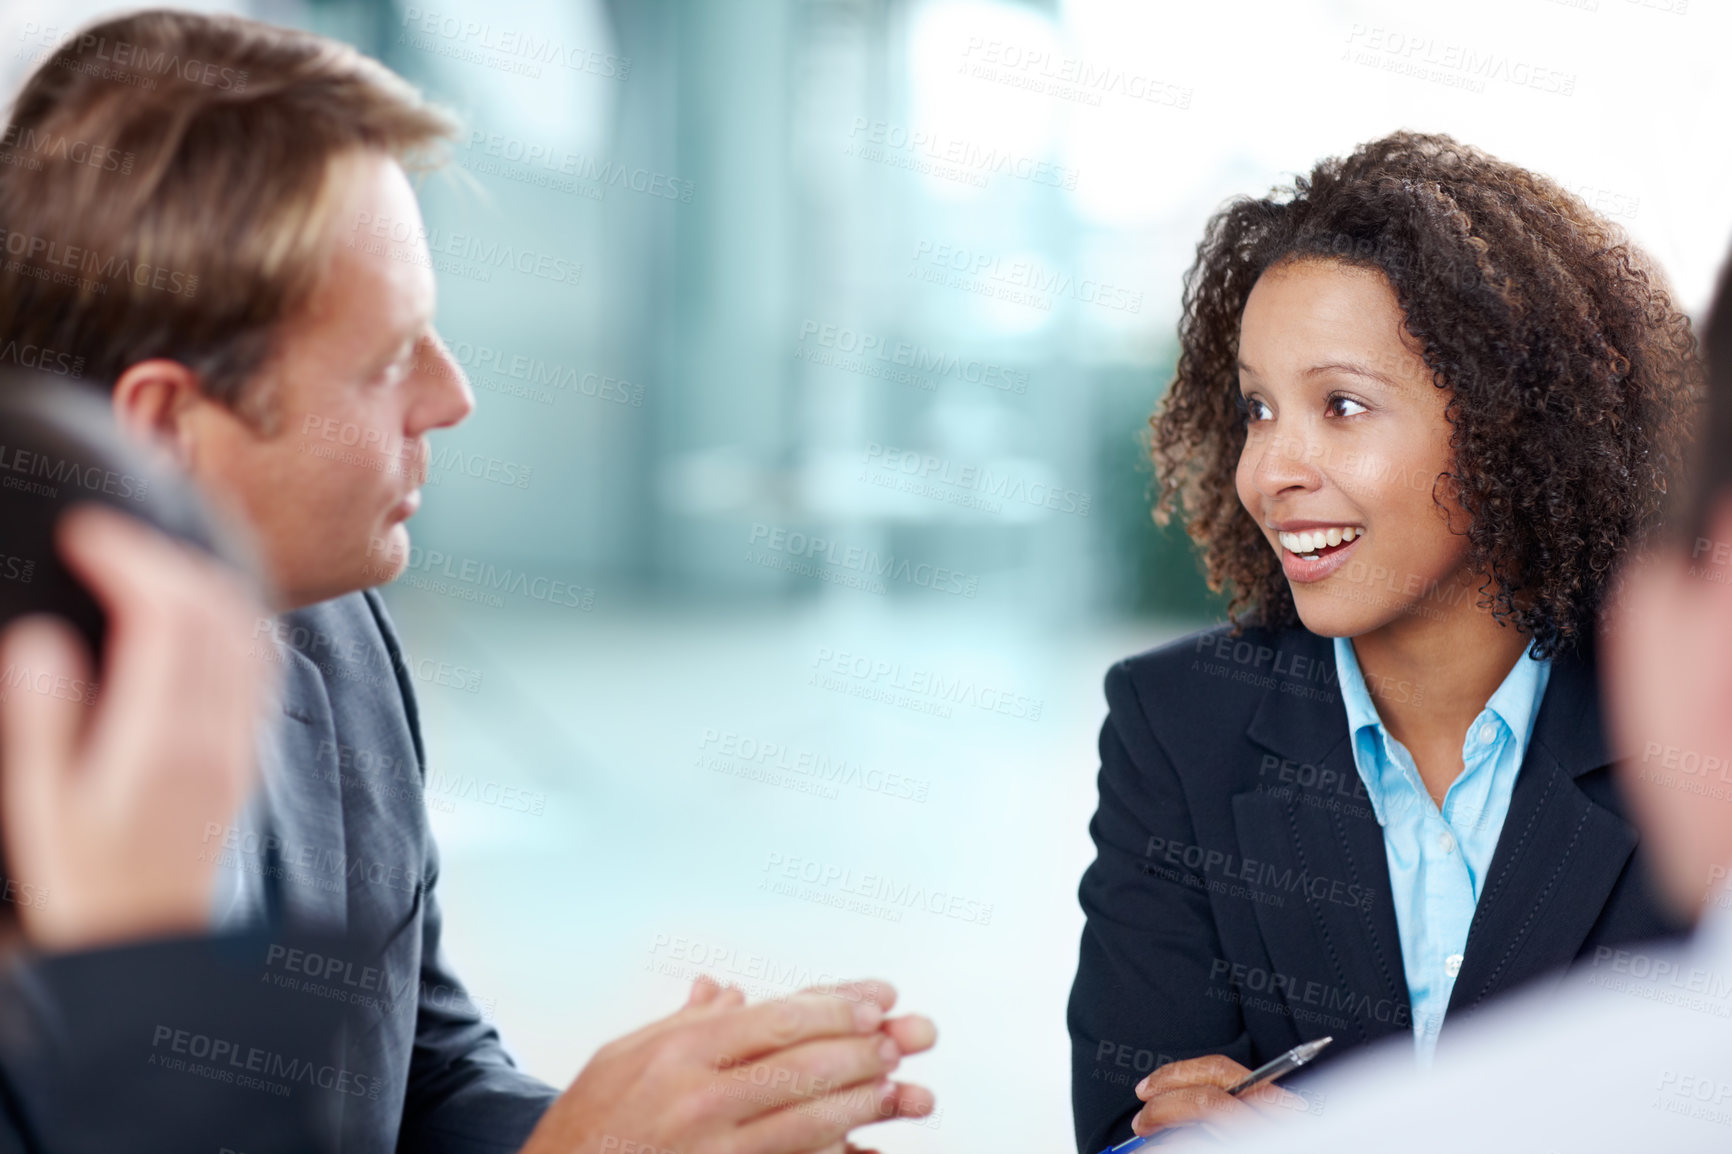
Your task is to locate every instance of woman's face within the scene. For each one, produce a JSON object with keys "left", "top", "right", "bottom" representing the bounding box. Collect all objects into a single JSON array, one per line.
[{"left": 1233, "top": 258, "right": 1471, "bottom": 639}]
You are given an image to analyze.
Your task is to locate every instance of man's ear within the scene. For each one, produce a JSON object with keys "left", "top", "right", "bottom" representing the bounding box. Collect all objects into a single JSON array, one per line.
[{"left": 110, "top": 359, "right": 207, "bottom": 468}]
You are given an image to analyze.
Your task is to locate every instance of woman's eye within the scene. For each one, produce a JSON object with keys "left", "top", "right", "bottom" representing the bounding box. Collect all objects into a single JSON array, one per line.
[
  {"left": 1327, "top": 395, "right": 1368, "bottom": 417},
  {"left": 1238, "top": 395, "right": 1272, "bottom": 423}
]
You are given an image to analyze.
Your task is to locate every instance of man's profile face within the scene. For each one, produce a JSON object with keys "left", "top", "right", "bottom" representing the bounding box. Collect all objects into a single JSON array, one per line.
[{"left": 186, "top": 150, "right": 473, "bottom": 608}]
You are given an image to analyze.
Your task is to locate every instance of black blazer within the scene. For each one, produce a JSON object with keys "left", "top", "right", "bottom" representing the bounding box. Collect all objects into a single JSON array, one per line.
[
  {"left": 1067, "top": 623, "right": 1682, "bottom": 1152},
  {"left": 0, "top": 932, "right": 354, "bottom": 1154}
]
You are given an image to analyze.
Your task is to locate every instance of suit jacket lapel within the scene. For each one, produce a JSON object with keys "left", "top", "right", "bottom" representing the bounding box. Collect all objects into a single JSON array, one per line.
[
  {"left": 256, "top": 644, "right": 349, "bottom": 933},
  {"left": 1236, "top": 630, "right": 1411, "bottom": 1049},
  {"left": 1449, "top": 643, "right": 1636, "bottom": 1012}
]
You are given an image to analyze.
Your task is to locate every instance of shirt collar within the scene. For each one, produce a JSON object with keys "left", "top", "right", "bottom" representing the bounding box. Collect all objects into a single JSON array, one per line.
[
  {"left": 1334, "top": 635, "right": 1550, "bottom": 738},
  {"left": 1334, "top": 635, "right": 1383, "bottom": 742},
  {"left": 1333, "top": 637, "right": 1389, "bottom": 824},
  {"left": 1481, "top": 640, "right": 1552, "bottom": 752},
  {"left": 1332, "top": 635, "right": 1553, "bottom": 818}
]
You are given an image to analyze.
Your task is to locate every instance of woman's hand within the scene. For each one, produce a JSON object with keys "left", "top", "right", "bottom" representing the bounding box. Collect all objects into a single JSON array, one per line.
[{"left": 1131, "top": 1055, "right": 1305, "bottom": 1140}]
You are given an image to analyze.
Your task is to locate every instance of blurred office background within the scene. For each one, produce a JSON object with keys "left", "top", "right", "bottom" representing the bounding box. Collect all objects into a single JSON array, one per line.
[{"left": 4, "top": 0, "right": 1728, "bottom": 1146}]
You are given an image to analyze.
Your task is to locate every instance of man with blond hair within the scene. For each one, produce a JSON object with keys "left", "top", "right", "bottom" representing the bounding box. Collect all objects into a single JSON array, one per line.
[{"left": 0, "top": 10, "right": 935, "bottom": 1153}]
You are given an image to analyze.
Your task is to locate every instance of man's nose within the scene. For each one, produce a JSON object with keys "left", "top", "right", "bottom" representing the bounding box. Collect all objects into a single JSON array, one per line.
[{"left": 412, "top": 333, "right": 474, "bottom": 435}]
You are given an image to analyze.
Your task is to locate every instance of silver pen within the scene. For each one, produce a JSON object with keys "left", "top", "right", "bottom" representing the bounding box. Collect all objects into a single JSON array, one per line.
[{"left": 1224, "top": 1035, "right": 1333, "bottom": 1095}]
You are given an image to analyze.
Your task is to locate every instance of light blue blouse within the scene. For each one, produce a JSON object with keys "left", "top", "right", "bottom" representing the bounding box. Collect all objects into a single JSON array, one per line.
[{"left": 1333, "top": 635, "right": 1552, "bottom": 1064}]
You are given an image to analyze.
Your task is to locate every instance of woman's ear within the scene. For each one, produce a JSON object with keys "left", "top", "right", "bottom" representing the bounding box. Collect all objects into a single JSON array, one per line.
[{"left": 109, "top": 359, "right": 205, "bottom": 469}]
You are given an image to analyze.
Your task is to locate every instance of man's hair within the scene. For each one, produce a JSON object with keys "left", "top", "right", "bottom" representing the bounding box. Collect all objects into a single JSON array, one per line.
[
  {"left": 1151, "top": 130, "right": 1700, "bottom": 657},
  {"left": 0, "top": 9, "right": 457, "bottom": 428}
]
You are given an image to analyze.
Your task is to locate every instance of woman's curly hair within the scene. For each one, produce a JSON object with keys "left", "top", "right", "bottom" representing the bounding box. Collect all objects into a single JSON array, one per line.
[{"left": 1151, "top": 130, "right": 1700, "bottom": 658}]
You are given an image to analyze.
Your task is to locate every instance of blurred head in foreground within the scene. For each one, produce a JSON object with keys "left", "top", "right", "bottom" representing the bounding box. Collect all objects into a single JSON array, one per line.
[{"left": 1604, "top": 252, "right": 1732, "bottom": 924}]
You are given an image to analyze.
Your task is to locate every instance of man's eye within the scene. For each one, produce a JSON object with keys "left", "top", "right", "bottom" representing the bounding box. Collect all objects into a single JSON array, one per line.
[
  {"left": 1327, "top": 395, "right": 1368, "bottom": 417},
  {"left": 378, "top": 353, "right": 413, "bottom": 385}
]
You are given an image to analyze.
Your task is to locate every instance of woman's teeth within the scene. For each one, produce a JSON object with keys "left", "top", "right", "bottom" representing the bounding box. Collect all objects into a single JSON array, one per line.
[{"left": 1278, "top": 526, "right": 1361, "bottom": 558}]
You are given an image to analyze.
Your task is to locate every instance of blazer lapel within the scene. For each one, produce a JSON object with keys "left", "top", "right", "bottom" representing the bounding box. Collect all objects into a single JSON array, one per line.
[
  {"left": 1235, "top": 631, "right": 1411, "bottom": 1049},
  {"left": 255, "top": 644, "right": 349, "bottom": 933},
  {"left": 1448, "top": 644, "right": 1636, "bottom": 1012}
]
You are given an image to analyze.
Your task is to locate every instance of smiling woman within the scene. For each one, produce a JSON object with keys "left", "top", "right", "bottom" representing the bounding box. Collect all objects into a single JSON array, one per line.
[
  {"left": 1154, "top": 131, "right": 1697, "bottom": 656},
  {"left": 1067, "top": 131, "right": 1700, "bottom": 1153},
  {"left": 1232, "top": 261, "right": 1471, "bottom": 638}
]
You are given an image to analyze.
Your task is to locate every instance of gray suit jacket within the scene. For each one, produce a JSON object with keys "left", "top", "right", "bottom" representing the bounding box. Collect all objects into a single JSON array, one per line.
[{"left": 240, "top": 588, "right": 559, "bottom": 1153}]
